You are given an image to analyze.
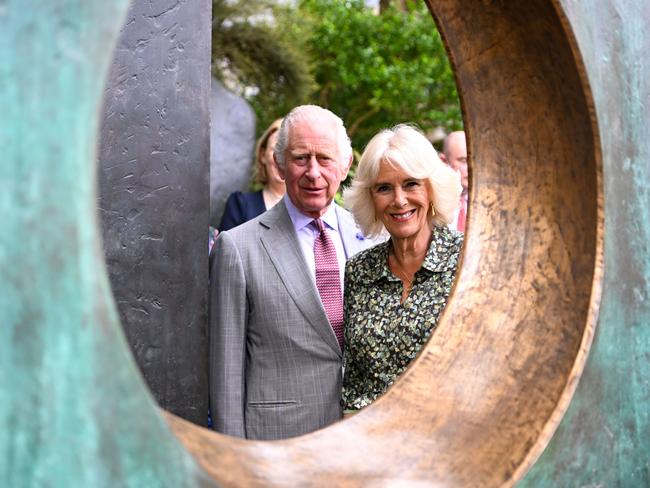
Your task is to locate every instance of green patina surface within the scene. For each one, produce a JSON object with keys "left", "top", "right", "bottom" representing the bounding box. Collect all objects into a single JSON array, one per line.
[
  {"left": 0, "top": 1, "right": 213, "bottom": 486},
  {"left": 2, "top": 0, "right": 649, "bottom": 486},
  {"left": 521, "top": 1, "right": 650, "bottom": 486}
]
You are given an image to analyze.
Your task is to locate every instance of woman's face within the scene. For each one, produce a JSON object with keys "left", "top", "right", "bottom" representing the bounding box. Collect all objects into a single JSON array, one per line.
[
  {"left": 262, "top": 130, "right": 284, "bottom": 187},
  {"left": 371, "top": 160, "right": 433, "bottom": 242}
]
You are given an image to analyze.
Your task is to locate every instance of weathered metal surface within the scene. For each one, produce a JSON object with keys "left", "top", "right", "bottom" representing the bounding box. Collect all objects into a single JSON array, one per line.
[
  {"left": 0, "top": 1, "right": 213, "bottom": 486},
  {"left": 3, "top": 0, "right": 649, "bottom": 486},
  {"left": 98, "top": 0, "right": 211, "bottom": 425},
  {"left": 520, "top": 1, "right": 650, "bottom": 485}
]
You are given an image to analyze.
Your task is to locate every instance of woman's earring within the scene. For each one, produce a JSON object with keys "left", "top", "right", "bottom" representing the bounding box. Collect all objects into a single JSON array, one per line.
[{"left": 430, "top": 202, "right": 436, "bottom": 217}]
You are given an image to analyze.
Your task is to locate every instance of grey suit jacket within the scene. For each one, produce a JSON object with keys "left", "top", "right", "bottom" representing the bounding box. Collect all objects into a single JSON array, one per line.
[{"left": 209, "top": 200, "right": 375, "bottom": 440}]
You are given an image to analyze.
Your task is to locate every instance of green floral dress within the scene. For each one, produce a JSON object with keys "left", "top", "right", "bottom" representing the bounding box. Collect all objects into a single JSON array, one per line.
[{"left": 342, "top": 225, "right": 463, "bottom": 410}]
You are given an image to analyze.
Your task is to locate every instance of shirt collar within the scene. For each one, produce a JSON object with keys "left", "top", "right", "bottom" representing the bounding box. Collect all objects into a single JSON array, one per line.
[
  {"left": 362, "top": 226, "right": 460, "bottom": 284},
  {"left": 420, "top": 226, "right": 460, "bottom": 273},
  {"left": 284, "top": 194, "right": 339, "bottom": 233}
]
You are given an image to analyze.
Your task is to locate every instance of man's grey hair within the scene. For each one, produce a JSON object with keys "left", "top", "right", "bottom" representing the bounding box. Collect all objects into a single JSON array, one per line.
[{"left": 274, "top": 105, "right": 353, "bottom": 169}]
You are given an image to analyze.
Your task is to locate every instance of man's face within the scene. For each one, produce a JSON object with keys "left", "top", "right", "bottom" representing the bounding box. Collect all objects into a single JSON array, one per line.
[
  {"left": 277, "top": 119, "right": 352, "bottom": 218},
  {"left": 444, "top": 133, "right": 468, "bottom": 193}
]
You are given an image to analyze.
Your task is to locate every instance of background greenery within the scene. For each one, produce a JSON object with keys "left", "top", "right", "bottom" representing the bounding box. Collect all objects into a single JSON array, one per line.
[{"left": 211, "top": 0, "right": 462, "bottom": 187}]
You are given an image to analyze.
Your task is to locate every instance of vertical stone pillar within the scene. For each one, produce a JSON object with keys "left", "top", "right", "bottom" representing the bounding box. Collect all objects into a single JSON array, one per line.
[
  {"left": 210, "top": 78, "right": 256, "bottom": 227},
  {"left": 98, "top": 0, "right": 211, "bottom": 425}
]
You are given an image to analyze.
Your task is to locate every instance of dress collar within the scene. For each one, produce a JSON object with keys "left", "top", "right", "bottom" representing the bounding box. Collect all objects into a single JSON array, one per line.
[{"left": 362, "top": 226, "right": 461, "bottom": 284}]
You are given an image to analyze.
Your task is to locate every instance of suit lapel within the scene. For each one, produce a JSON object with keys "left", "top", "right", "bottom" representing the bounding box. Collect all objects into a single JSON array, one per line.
[
  {"left": 259, "top": 202, "right": 342, "bottom": 357},
  {"left": 336, "top": 205, "right": 367, "bottom": 259}
]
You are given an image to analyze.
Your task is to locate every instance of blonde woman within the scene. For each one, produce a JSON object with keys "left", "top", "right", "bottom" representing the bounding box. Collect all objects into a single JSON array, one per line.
[{"left": 342, "top": 124, "right": 463, "bottom": 411}]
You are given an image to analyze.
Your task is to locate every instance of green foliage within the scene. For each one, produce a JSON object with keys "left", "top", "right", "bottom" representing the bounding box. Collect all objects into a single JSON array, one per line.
[
  {"left": 211, "top": 0, "right": 313, "bottom": 132},
  {"left": 276, "top": 0, "right": 462, "bottom": 151},
  {"left": 212, "top": 0, "right": 462, "bottom": 197}
]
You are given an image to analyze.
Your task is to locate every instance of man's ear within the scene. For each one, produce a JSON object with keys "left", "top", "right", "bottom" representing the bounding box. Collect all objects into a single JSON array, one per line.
[
  {"left": 342, "top": 153, "right": 354, "bottom": 178},
  {"left": 274, "top": 152, "right": 286, "bottom": 179},
  {"left": 439, "top": 152, "right": 448, "bottom": 164}
]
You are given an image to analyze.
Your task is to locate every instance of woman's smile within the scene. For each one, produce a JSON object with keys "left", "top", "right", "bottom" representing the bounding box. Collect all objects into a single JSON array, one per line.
[{"left": 389, "top": 209, "right": 416, "bottom": 222}]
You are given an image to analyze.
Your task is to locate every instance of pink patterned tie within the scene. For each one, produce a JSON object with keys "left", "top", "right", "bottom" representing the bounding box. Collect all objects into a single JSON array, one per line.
[{"left": 312, "top": 219, "right": 344, "bottom": 349}]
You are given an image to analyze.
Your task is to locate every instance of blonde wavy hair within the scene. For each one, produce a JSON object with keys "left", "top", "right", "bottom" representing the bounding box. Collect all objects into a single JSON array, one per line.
[{"left": 343, "top": 124, "right": 462, "bottom": 238}]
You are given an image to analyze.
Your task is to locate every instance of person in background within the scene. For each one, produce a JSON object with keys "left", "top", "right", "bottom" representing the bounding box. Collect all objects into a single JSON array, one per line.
[
  {"left": 342, "top": 124, "right": 463, "bottom": 411},
  {"left": 219, "top": 118, "right": 285, "bottom": 231},
  {"left": 439, "top": 130, "right": 468, "bottom": 232},
  {"left": 210, "top": 105, "right": 374, "bottom": 440}
]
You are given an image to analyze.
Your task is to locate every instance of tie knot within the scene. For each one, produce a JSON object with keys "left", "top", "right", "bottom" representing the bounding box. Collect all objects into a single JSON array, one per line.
[{"left": 312, "top": 219, "right": 325, "bottom": 233}]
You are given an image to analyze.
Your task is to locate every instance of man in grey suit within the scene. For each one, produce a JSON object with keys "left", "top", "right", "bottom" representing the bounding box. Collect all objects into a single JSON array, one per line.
[{"left": 209, "top": 105, "right": 375, "bottom": 440}]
